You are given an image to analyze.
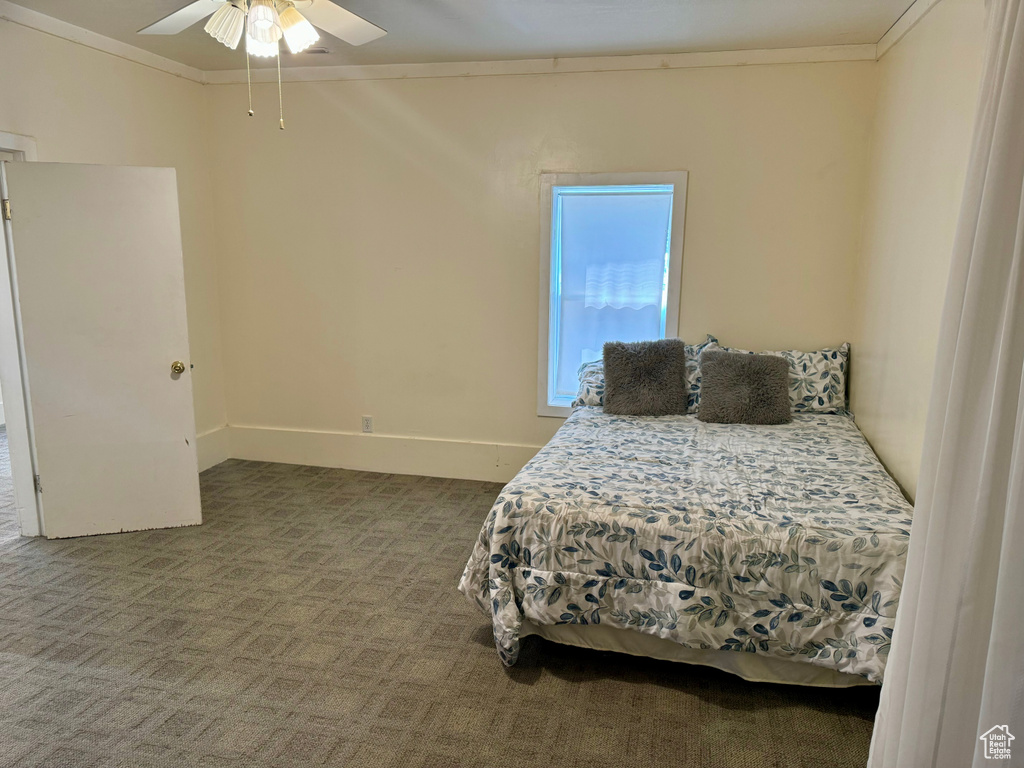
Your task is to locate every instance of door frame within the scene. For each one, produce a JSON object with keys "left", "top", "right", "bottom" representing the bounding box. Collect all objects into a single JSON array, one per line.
[
  {"left": 0, "top": 131, "right": 43, "bottom": 536},
  {"left": 0, "top": 132, "right": 38, "bottom": 162}
]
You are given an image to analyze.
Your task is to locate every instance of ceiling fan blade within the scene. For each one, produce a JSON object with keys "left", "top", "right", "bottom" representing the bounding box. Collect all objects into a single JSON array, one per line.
[
  {"left": 138, "top": 0, "right": 223, "bottom": 34},
  {"left": 302, "top": 0, "right": 386, "bottom": 46}
]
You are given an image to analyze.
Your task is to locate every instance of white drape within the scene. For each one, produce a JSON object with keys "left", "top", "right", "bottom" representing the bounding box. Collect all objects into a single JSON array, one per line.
[{"left": 868, "top": 1, "right": 1024, "bottom": 765}]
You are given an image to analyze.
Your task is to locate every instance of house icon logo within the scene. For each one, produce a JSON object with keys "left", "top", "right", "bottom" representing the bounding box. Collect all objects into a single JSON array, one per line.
[{"left": 980, "top": 725, "right": 1015, "bottom": 760}]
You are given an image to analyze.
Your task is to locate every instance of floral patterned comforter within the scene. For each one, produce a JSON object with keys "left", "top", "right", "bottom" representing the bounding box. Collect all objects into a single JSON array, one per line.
[{"left": 458, "top": 408, "right": 912, "bottom": 683}]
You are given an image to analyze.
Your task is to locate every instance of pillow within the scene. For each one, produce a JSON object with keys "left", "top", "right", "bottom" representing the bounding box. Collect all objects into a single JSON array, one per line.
[
  {"left": 572, "top": 360, "right": 605, "bottom": 408},
  {"left": 602, "top": 339, "right": 689, "bottom": 416},
  {"left": 706, "top": 342, "right": 850, "bottom": 414},
  {"left": 697, "top": 350, "right": 792, "bottom": 425},
  {"left": 570, "top": 335, "right": 718, "bottom": 410},
  {"left": 683, "top": 334, "right": 719, "bottom": 412}
]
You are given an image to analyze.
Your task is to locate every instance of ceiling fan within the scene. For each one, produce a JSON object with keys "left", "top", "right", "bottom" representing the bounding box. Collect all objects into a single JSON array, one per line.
[
  {"left": 139, "top": 0, "right": 386, "bottom": 52},
  {"left": 138, "top": 0, "right": 386, "bottom": 127}
]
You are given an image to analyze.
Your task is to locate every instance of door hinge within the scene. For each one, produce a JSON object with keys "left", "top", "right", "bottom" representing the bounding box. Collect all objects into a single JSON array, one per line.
[
  {"left": 1, "top": 199, "right": 10, "bottom": 221},
  {"left": 33, "top": 474, "right": 42, "bottom": 494}
]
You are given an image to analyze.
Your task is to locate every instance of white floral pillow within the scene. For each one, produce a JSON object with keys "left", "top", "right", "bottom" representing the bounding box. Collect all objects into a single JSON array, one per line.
[
  {"left": 570, "top": 335, "right": 718, "bottom": 411},
  {"left": 683, "top": 335, "right": 718, "bottom": 413},
  {"left": 706, "top": 342, "right": 850, "bottom": 414},
  {"left": 572, "top": 360, "right": 606, "bottom": 408}
]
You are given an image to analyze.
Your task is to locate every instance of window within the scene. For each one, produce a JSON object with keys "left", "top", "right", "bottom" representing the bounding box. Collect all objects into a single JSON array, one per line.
[{"left": 538, "top": 172, "right": 687, "bottom": 416}]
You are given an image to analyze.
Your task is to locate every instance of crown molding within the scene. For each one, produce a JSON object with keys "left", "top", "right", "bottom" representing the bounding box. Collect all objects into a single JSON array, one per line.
[
  {"left": 0, "top": 0, "right": 206, "bottom": 83},
  {"left": 2, "top": 0, "right": 887, "bottom": 87},
  {"left": 0, "top": 1, "right": 879, "bottom": 86},
  {"left": 203, "top": 44, "right": 878, "bottom": 85},
  {"left": 876, "top": 0, "right": 945, "bottom": 59}
]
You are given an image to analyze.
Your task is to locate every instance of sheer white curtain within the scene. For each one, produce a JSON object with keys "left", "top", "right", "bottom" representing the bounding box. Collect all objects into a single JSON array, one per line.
[{"left": 868, "top": 1, "right": 1024, "bottom": 765}]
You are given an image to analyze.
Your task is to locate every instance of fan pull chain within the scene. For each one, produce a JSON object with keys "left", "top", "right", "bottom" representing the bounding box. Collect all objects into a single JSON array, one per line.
[
  {"left": 245, "top": 22, "right": 254, "bottom": 117},
  {"left": 277, "top": 44, "right": 285, "bottom": 130}
]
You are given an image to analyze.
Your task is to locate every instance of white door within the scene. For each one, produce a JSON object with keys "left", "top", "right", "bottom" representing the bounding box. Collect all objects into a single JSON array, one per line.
[{"left": 0, "top": 162, "right": 201, "bottom": 538}]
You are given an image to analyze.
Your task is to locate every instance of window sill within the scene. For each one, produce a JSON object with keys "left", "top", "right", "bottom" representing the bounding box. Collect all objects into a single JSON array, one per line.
[{"left": 537, "top": 403, "right": 572, "bottom": 419}]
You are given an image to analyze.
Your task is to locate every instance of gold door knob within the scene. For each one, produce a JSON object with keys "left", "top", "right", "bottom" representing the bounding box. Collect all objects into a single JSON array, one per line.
[{"left": 171, "top": 361, "right": 186, "bottom": 375}]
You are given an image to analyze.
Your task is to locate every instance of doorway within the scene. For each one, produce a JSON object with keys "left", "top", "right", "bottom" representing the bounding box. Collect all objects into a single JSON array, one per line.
[
  {"left": 0, "top": 131, "right": 39, "bottom": 537},
  {"left": 0, "top": 152, "right": 7, "bottom": 533}
]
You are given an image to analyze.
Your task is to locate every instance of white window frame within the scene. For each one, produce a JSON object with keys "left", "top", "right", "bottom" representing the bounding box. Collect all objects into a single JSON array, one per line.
[{"left": 537, "top": 171, "right": 688, "bottom": 418}]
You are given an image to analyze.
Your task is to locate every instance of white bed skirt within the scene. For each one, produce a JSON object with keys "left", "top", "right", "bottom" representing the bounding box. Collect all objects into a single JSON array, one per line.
[{"left": 520, "top": 620, "right": 877, "bottom": 688}]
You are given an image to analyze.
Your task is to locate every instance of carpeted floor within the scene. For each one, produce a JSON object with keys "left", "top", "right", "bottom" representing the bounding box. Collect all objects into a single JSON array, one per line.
[{"left": 0, "top": 449, "right": 880, "bottom": 767}]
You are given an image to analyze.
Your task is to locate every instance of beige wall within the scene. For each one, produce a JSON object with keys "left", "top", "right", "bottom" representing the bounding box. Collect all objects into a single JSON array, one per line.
[
  {"left": 0, "top": 20, "right": 228, "bottom": 447},
  {"left": 850, "top": 0, "right": 987, "bottom": 498},
  {"left": 0, "top": 0, "right": 989, "bottom": 488},
  {"left": 206, "top": 61, "right": 877, "bottom": 477}
]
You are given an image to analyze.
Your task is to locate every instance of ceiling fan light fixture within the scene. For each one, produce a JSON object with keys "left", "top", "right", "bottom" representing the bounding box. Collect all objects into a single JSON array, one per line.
[
  {"left": 139, "top": 0, "right": 384, "bottom": 127},
  {"left": 246, "top": 33, "right": 280, "bottom": 57},
  {"left": 278, "top": 2, "right": 320, "bottom": 54},
  {"left": 247, "top": 0, "right": 282, "bottom": 44},
  {"left": 204, "top": 1, "right": 246, "bottom": 50}
]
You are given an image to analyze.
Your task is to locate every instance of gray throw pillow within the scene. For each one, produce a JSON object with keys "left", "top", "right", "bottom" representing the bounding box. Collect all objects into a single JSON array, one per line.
[
  {"left": 603, "top": 339, "right": 689, "bottom": 416},
  {"left": 697, "top": 350, "right": 792, "bottom": 425}
]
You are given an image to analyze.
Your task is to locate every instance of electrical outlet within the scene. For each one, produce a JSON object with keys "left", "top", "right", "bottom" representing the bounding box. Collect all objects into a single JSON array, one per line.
[{"left": 361, "top": 416, "right": 373, "bottom": 433}]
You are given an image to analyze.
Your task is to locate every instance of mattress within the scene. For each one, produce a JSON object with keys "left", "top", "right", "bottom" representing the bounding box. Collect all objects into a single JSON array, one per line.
[
  {"left": 458, "top": 407, "right": 913, "bottom": 684},
  {"left": 519, "top": 621, "right": 875, "bottom": 687}
]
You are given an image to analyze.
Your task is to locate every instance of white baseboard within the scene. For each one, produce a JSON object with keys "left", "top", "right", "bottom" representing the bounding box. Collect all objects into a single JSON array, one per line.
[
  {"left": 196, "top": 426, "right": 231, "bottom": 472},
  {"left": 220, "top": 425, "right": 541, "bottom": 483}
]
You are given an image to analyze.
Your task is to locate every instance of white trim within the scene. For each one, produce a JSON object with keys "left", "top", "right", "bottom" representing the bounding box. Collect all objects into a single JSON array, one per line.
[
  {"left": 876, "top": 0, "right": 945, "bottom": 59},
  {"left": 537, "top": 171, "right": 688, "bottom": 418},
  {"left": 204, "top": 44, "right": 878, "bottom": 84},
  {"left": 0, "top": 132, "right": 37, "bottom": 162},
  {"left": 196, "top": 425, "right": 230, "bottom": 472},
  {"left": 537, "top": 176, "right": 561, "bottom": 418},
  {"left": 226, "top": 425, "right": 541, "bottom": 483},
  {"left": 0, "top": 0, "right": 206, "bottom": 84}
]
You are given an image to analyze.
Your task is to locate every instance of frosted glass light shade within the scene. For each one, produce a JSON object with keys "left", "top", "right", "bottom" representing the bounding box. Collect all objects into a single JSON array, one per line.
[
  {"left": 204, "top": 1, "right": 245, "bottom": 49},
  {"left": 246, "top": 33, "right": 279, "bottom": 57},
  {"left": 247, "top": 0, "right": 282, "bottom": 44},
  {"left": 279, "top": 3, "right": 319, "bottom": 54}
]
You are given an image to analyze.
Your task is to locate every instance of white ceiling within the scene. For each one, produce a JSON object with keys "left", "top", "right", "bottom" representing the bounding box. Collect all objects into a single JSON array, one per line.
[{"left": 10, "top": 0, "right": 916, "bottom": 71}]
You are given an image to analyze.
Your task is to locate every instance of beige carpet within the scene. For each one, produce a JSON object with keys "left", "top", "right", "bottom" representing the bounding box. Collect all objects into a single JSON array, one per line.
[{"left": 0, "top": 452, "right": 879, "bottom": 767}]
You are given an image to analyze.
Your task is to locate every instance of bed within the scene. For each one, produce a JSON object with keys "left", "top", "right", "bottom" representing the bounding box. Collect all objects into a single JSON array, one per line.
[{"left": 458, "top": 406, "right": 912, "bottom": 685}]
